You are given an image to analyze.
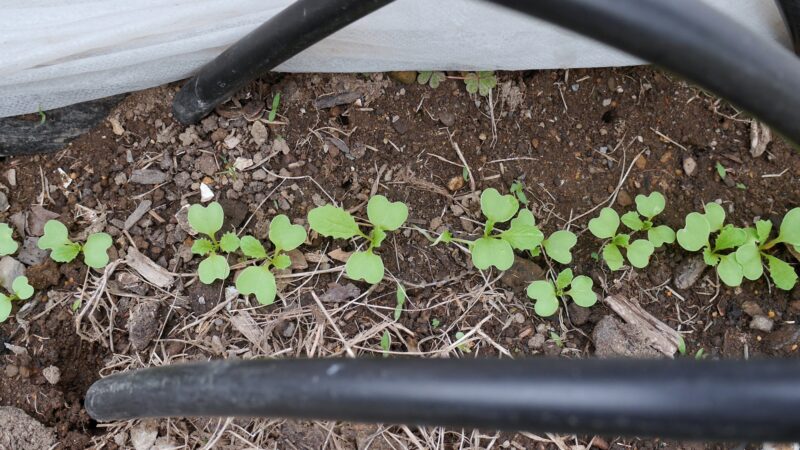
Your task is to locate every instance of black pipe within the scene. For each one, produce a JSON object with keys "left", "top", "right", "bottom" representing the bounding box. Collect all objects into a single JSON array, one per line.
[
  {"left": 87, "top": 358, "right": 800, "bottom": 441},
  {"left": 172, "top": 0, "right": 394, "bottom": 124},
  {"left": 776, "top": 0, "right": 800, "bottom": 53},
  {"left": 483, "top": 0, "right": 800, "bottom": 146}
]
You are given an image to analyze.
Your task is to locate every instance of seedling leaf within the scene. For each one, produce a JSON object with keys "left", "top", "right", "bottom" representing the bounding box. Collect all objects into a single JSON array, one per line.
[
  {"left": 526, "top": 281, "right": 559, "bottom": 317},
  {"left": 239, "top": 236, "right": 267, "bottom": 259},
  {"left": 394, "top": 284, "right": 407, "bottom": 321},
  {"left": 566, "top": 275, "right": 597, "bottom": 308},
  {"left": 0, "top": 295, "right": 10, "bottom": 322},
  {"left": 755, "top": 220, "right": 772, "bottom": 243},
  {"left": 703, "top": 202, "right": 725, "bottom": 232},
  {"left": 776, "top": 207, "right": 800, "bottom": 246},
  {"left": 50, "top": 243, "right": 81, "bottom": 263},
  {"left": 602, "top": 243, "right": 624, "bottom": 271},
  {"left": 714, "top": 225, "right": 747, "bottom": 252},
  {"left": 717, "top": 254, "right": 743, "bottom": 287},
  {"left": 715, "top": 162, "right": 727, "bottom": 180},
  {"left": 219, "top": 232, "right": 240, "bottom": 253},
  {"left": 308, "top": 205, "right": 361, "bottom": 239},
  {"left": 765, "top": 255, "right": 798, "bottom": 290},
  {"left": 648, "top": 225, "right": 675, "bottom": 247},
  {"left": 273, "top": 254, "right": 291, "bottom": 270},
  {"left": 236, "top": 266, "right": 277, "bottom": 305},
  {"left": 188, "top": 202, "right": 224, "bottom": 237},
  {"left": 735, "top": 242, "right": 763, "bottom": 281},
  {"left": 346, "top": 251, "right": 384, "bottom": 284},
  {"left": 38, "top": 220, "right": 72, "bottom": 250},
  {"left": 472, "top": 237, "right": 514, "bottom": 271},
  {"left": 555, "top": 269, "right": 573, "bottom": 291},
  {"left": 269, "top": 214, "right": 307, "bottom": 251},
  {"left": 588, "top": 208, "right": 620, "bottom": 239},
  {"left": 0, "top": 223, "right": 18, "bottom": 256},
  {"left": 620, "top": 211, "right": 644, "bottom": 231},
  {"left": 543, "top": 230, "right": 577, "bottom": 264},
  {"left": 367, "top": 195, "right": 408, "bottom": 231},
  {"left": 626, "top": 239, "right": 654, "bottom": 269},
  {"left": 191, "top": 238, "right": 215, "bottom": 256},
  {"left": 198, "top": 254, "right": 230, "bottom": 284},
  {"left": 677, "top": 212, "right": 710, "bottom": 251},
  {"left": 480, "top": 188, "right": 518, "bottom": 223},
  {"left": 12, "top": 276, "right": 33, "bottom": 300},
  {"left": 83, "top": 232, "right": 112, "bottom": 269},
  {"left": 635, "top": 192, "right": 665, "bottom": 219},
  {"left": 465, "top": 71, "right": 497, "bottom": 96},
  {"left": 499, "top": 209, "right": 543, "bottom": 251}
]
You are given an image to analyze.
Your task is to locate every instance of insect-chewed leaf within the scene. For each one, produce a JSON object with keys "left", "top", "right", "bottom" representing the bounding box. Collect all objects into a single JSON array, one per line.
[
  {"left": 308, "top": 205, "right": 361, "bottom": 239},
  {"left": 677, "top": 212, "right": 710, "bottom": 251},
  {"left": 269, "top": 214, "right": 307, "bottom": 250},
  {"left": 566, "top": 275, "right": 597, "bottom": 308},
  {"left": 735, "top": 242, "right": 763, "bottom": 281},
  {"left": 755, "top": 219, "right": 772, "bottom": 243},
  {"left": 0, "top": 223, "right": 18, "bottom": 256},
  {"left": 765, "top": 255, "right": 798, "bottom": 290},
  {"left": 198, "top": 254, "right": 230, "bottom": 284},
  {"left": 526, "top": 281, "right": 559, "bottom": 317},
  {"left": 367, "top": 195, "right": 408, "bottom": 231},
  {"left": 714, "top": 225, "right": 747, "bottom": 252},
  {"left": 717, "top": 254, "right": 743, "bottom": 287},
  {"left": 648, "top": 225, "right": 675, "bottom": 248},
  {"left": 703, "top": 202, "right": 725, "bottom": 232},
  {"left": 12, "top": 276, "right": 33, "bottom": 300},
  {"left": 83, "top": 233, "right": 113, "bottom": 269},
  {"left": 555, "top": 269, "right": 573, "bottom": 291},
  {"left": 626, "top": 239, "right": 654, "bottom": 269},
  {"left": 543, "top": 230, "right": 577, "bottom": 265},
  {"left": 471, "top": 237, "right": 514, "bottom": 271},
  {"left": 345, "top": 251, "right": 384, "bottom": 284},
  {"left": 0, "top": 295, "right": 10, "bottom": 323},
  {"left": 499, "top": 209, "right": 543, "bottom": 251},
  {"left": 236, "top": 266, "right": 277, "bottom": 305},
  {"left": 777, "top": 207, "right": 800, "bottom": 246},
  {"left": 272, "top": 254, "right": 291, "bottom": 270},
  {"left": 38, "top": 220, "right": 72, "bottom": 250},
  {"left": 219, "top": 232, "right": 240, "bottom": 253},
  {"left": 480, "top": 188, "right": 519, "bottom": 224},
  {"left": 239, "top": 236, "right": 267, "bottom": 259},
  {"left": 635, "top": 192, "right": 665, "bottom": 219},
  {"left": 602, "top": 243, "right": 624, "bottom": 271},
  {"left": 188, "top": 202, "right": 224, "bottom": 237},
  {"left": 588, "top": 208, "right": 620, "bottom": 239},
  {"left": 620, "top": 211, "right": 644, "bottom": 231}
]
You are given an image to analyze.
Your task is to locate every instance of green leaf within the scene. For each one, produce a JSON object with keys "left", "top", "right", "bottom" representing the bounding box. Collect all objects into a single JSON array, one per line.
[
  {"left": 239, "top": 236, "right": 267, "bottom": 259},
  {"left": 703, "top": 202, "right": 725, "bottom": 232},
  {"left": 272, "top": 253, "right": 291, "bottom": 270},
  {"left": 776, "top": 207, "right": 800, "bottom": 246},
  {"left": 11, "top": 276, "right": 33, "bottom": 300},
  {"left": 677, "top": 336, "right": 687, "bottom": 355},
  {"left": 83, "top": 233, "right": 113, "bottom": 268},
  {"left": 626, "top": 239, "right": 655, "bottom": 269},
  {"left": 703, "top": 247, "right": 720, "bottom": 266},
  {"left": 417, "top": 71, "right": 432, "bottom": 84},
  {"left": 543, "top": 230, "right": 577, "bottom": 265},
  {"left": 648, "top": 225, "right": 675, "bottom": 248},
  {"left": 268, "top": 214, "right": 307, "bottom": 250},
  {"left": 471, "top": 237, "right": 514, "bottom": 271},
  {"left": 371, "top": 228, "right": 387, "bottom": 248},
  {"left": 191, "top": 238, "right": 215, "bottom": 256},
  {"left": 38, "top": 220, "right": 72, "bottom": 250},
  {"left": 602, "top": 243, "right": 624, "bottom": 271},
  {"left": 0, "top": 295, "right": 10, "bottom": 323},
  {"left": 394, "top": 284, "right": 406, "bottom": 321},
  {"left": 620, "top": 211, "right": 644, "bottom": 232},
  {"left": 198, "top": 254, "right": 230, "bottom": 284},
  {"left": 188, "top": 202, "right": 224, "bottom": 237},
  {"left": 735, "top": 242, "right": 763, "bottom": 281},
  {"left": 0, "top": 223, "right": 18, "bottom": 256},
  {"left": 588, "top": 208, "right": 620, "bottom": 239},
  {"left": 418, "top": 71, "right": 445, "bottom": 88},
  {"left": 715, "top": 162, "right": 727, "bottom": 180},
  {"left": 308, "top": 205, "right": 361, "bottom": 239},
  {"left": 50, "top": 243, "right": 81, "bottom": 263},
  {"left": 526, "top": 281, "right": 559, "bottom": 317},
  {"left": 566, "top": 275, "right": 597, "bottom": 308},
  {"left": 677, "top": 212, "right": 710, "bottom": 251},
  {"left": 555, "top": 269, "right": 573, "bottom": 291},
  {"left": 346, "top": 251, "right": 384, "bottom": 284},
  {"left": 755, "top": 220, "right": 772, "bottom": 243},
  {"left": 499, "top": 209, "right": 544, "bottom": 251},
  {"left": 431, "top": 230, "right": 452, "bottom": 246},
  {"left": 612, "top": 233, "right": 630, "bottom": 247},
  {"left": 717, "top": 254, "right": 743, "bottom": 287},
  {"left": 269, "top": 92, "right": 281, "bottom": 122},
  {"left": 714, "top": 225, "right": 747, "bottom": 252},
  {"left": 765, "top": 255, "right": 798, "bottom": 290},
  {"left": 464, "top": 71, "right": 497, "bottom": 96},
  {"left": 635, "top": 192, "right": 666, "bottom": 219},
  {"left": 380, "top": 330, "right": 391, "bottom": 355},
  {"left": 480, "top": 188, "right": 518, "bottom": 223},
  {"left": 367, "top": 195, "right": 408, "bottom": 231},
  {"left": 236, "top": 266, "right": 277, "bottom": 305},
  {"left": 219, "top": 232, "right": 240, "bottom": 253}
]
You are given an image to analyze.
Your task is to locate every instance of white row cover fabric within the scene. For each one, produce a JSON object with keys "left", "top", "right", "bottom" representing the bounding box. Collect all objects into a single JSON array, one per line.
[{"left": 0, "top": 0, "right": 790, "bottom": 117}]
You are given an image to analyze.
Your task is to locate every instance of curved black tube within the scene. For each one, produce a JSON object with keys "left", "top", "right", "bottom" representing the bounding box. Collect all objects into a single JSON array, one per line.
[
  {"left": 87, "top": 358, "right": 800, "bottom": 441},
  {"left": 776, "top": 0, "right": 800, "bottom": 53},
  {"left": 484, "top": 0, "right": 800, "bottom": 146},
  {"left": 172, "top": 0, "right": 394, "bottom": 124}
]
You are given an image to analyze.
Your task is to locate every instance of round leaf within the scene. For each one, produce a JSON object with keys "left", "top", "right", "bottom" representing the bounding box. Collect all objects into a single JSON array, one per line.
[
  {"left": 0, "top": 223, "right": 18, "bottom": 256},
  {"left": 677, "top": 212, "right": 710, "bottom": 251},
  {"left": 12, "top": 276, "right": 33, "bottom": 300},
  {"left": 602, "top": 243, "right": 624, "bottom": 271},
  {"left": 198, "top": 254, "right": 230, "bottom": 284},
  {"left": 765, "top": 255, "right": 798, "bottom": 291},
  {"left": 499, "top": 209, "right": 544, "bottom": 251},
  {"left": 471, "top": 237, "right": 514, "bottom": 271},
  {"left": 367, "top": 196, "right": 408, "bottom": 231},
  {"left": 735, "top": 242, "right": 763, "bottom": 281},
  {"left": 83, "top": 232, "right": 112, "bottom": 269},
  {"left": 717, "top": 254, "right": 743, "bottom": 287},
  {"left": 236, "top": 266, "right": 277, "bottom": 305},
  {"left": 626, "top": 239, "right": 654, "bottom": 269},
  {"left": 588, "top": 208, "right": 620, "bottom": 239},
  {"left": 635, "top": 192, "right": 665, "bottom": 219},
  {"left": 345, "top": 251, "right": 385, "bottom": 284},
  {"left": 526, "top": 281, "right": 559, "bottom": 317},
  {"left": 703, "top": 202, "right": 725, "bottom": 232},
  {"left": 0, "top": 295, "right": 10, "bottom": 323},
  {"left": 647, "top": 225, "right": 675, "bottom": 248},
  {"left": 566, "top": 275, "right": 597, "bottom": 307},
  {"left": 543, "top": 230, "right": 577, "bottom": 265},
  {"left": 188, "top": 202, "right": 224, "bottom": 237},
  {"left": 480, "top": 188, "right": 518, "bottom": 223},
  {"left": 239, "top": 236, "right": 267, "bottom": 259},
  {"left": 38, "top": 220, "right": 72, "bottom": 250},
  {"left": 219, "top": 232, "right": 240, "bottom": 253},
  {"left": 777, "top": 207, "right": 800, "bottom": 246},
  {"left": 308, "top": 205, "right": 361, "bottom": 239},
  {"left": 620, "top": 211, "right": 644, "bottom": 232},
  {"left": 269, "top": 214, "right": 307, "bottom": 251}
]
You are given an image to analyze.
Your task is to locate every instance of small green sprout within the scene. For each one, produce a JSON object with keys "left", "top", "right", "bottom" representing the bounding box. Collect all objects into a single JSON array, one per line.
[
  {"left": 526, "top": 268, "right": 597, "bottom": 317},
  {"left": 0, "top": 276, "right": 34, "bottom": 323},
  {"left": 417, "top": 71, "right": 446, "bottom": 89},
  {"left": 188, "top": 202, "right": 239, "bottom": 284},
  {"left": 464, "top": 71, "right": 497, "bottom": 96},
  {"left": 715, "top": 162, "right": 727, "bottom": 180},
  {"left": 38, "top": 220, "right": 112, "bottom": 269},
  {"left": 0, "top": 223, "right": 19, "bottom": 256},
  {"left": 509, "top": 180, "right": 529, "bottom": 206},
  {"left": 589, "top": 208, "right": 655, "bottom": 270},
  {"left": 677, "top": 335, "right": 687, "bottom": 355},
  {"left": 549, "top": 332, "right": 564, "bottom": 348},
  {"left": 454, "top": 331, "right": 472, "bottom": 352},
  {"left": 394, "top": 284, "right": 406, "bottom": 320},
  {"left": 462, "top": 166, "right": 470, "bottom": 181},
  {"left": 308, "top": 195, "right": 408, "bottom": 284},
  {"left": 37, "top": 105, "right": 46, "bottom": 125},
  {"left": 380, "top": 330, "right": 391, "bottom": 357},
  {"left": 268, "top": 92, "right": 281, "bottom": 122},
  {"left": 235, "top": 214, "right": 307, "bottom": 305},
  {"left": 431, "top": 318, "right": 441, "bottom": 328}
]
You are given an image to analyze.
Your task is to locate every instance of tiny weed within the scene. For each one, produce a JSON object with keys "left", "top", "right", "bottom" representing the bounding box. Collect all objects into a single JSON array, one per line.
[
  {"left": 380, "top": 330, "right": 391, "bottom": 357},
  {"left": 417, "top": 71, "right": 446, "bottom": 89},
  {"left": 268, "top": 92, "right": 281, "bottom": 122},
  {"left": 38, "top": 220, "right": 112, "bottom": 269},
  {"left": 509, "top": 180, "right": 529, "bottom": 206},
  {"left": 431, "top": 318, "right": 441, "bottom": 328},
  {"left": 715, "top": 162, "right": 727, "bottom": 180},
  {"left": 394, "top": 283, "right": 406, "bottom": 320},
  {"left": 464, "top": 71, "right": 497, "bottom": 96},
  {"left": 37, "top": 106, "right": 46, "bottom": 125},
  {"left": 526, "top": 268, "right": 597, "bottom": 317},
  {"left": 549, "top": 332, "right": 564, "bottom": 348},
  {"left": 454, "top": 331, "right": 472, "bottom": 352}
]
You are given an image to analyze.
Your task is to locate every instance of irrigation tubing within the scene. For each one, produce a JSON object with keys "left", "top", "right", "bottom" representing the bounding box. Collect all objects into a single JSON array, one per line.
[
  {"left": 171, "top": 0, "right": 394, "bottom": 124},
  {"left": 87, "top": 358, "right": 800, "bottom": 441},
  {"left": 776, "top": 0, "right": 800, "bottom": 53}
]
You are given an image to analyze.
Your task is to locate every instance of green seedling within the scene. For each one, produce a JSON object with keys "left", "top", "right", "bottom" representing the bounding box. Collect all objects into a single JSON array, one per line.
[
  {"left": 188, "top": 202, "right": 239, "bottom": 284},
  {"left": 380, "top": 330, "right": 391, "bottom": 357},
  {"left": 38, "top": 220, "right": 112, "bottom": 269},
  {"left": 37, "top": 105, "right": 46, "bottom": 125},
  {"left": 308, "top": 195, "right": 408, "bottom": 284},
  {"left": 0, "top": 276, "right": 34, "bottom": 323},
  {"left": 431, "top": 318, "right": 441, "bottom": 328},
  {"left": 394, "top": 284, "right": 406, "bottom": 320},
  {"left": 235, "top": 214, "right": 307, "bottom": 305},
  {"left": 417, "top": 71, "right": 446, "bottom": 89},
  {"left": 509, "top": 180, "right": 529, "bottom": 206},
  {"left": 715, "top": 162, "right": 728, "bottom": 180},
  {"left": 454, "top": 331, "right": 472, "bottom": 353},
  {"left": 526, "top": 268, "right": 597, "bottom": 317},
  {"left": 464, "top": 71, "right": 497, "bottom": 96},
  {"left": 268, "top": 92, "right": 281, "bottom": 122},
  {"left": 589, "top": 208, "right": 655, "bottom": 270},
  {"left": 0, "top": 223, "right": 19, "bottom": 256},
  {"left": 549, "top": 332, "right": 564, "bottom": 348}
]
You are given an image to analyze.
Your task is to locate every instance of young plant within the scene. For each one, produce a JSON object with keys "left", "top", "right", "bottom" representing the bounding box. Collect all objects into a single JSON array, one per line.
[
  {"left": 38, "top": 220, "right": 112, "bottom": 269},
  {"left": 0, "top": 276, "right": 34, "bottom": 323},
  {"left": 188, "top": 202, "right": 240, "bottom": 284},
  {"left": 464, "top": 71, "right": 497, "bottom": 96},
  {"left": 0, "top": 223, "right": 19, "bottom": 256},
  {"left": 589, "top": 209, "right": 654, "bottom": 271},
  {"left": 268, "top": 92, "right": 281, "bottom": 122},
  {"left": 235, "top": 214, "right": 307, "bottom": 305},
  {"left": 417, "top": 71, "right": 445, "bottom": 89},
  {"left": 308, "top": 195, "right": 408, "bottom": 284},
  {"left": 526, "top": 269, "right": 597, "bottom": 317}
]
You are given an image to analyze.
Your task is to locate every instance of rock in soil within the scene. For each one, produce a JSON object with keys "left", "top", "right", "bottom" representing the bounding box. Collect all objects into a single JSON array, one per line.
[
  {"left": 749, "top": 315, "right": 774, "bottom": 332},
  {"left": 0, "top": 256, "right": 25, "bottom": 291},
  {"left": 26, "top": 259, "right": 61, "bottom": 290},
  {"left": 499, "top": 256, "right": 545, "bottom": 292},
  {"left": 388, "top": 71, "right": 417, "bottom": 84},
  {"left": 682, "top": 157, "right": 697, "bottom": 176},
  {"left": 0, "top": 406, "right": 57, "bottom": 450},
  {"left": 17, "top": 237, "right": 48, "bottom": 266},
  {"left": 766, "top": 325, "right": 800, "bottom": 352},
  {"left": 27, "top": 206, "right": 60, "bottom": 236},
  {"left": 740, "top": 300, "right": 764, "bottom": 317},
  {"left": 130, "top": 169, "right": 168, "bottom": 185},
  {"left": 128, "top": 302, "right": 162, "bottom": 350},
  {"left": 592, "top": 315, "right": 661, "bottom": 358},
  {"left": 42, "top": 365, "right": 60, "bottom": 385},
  {"left": 673, "top": 255, "right": 707, "bottom": 289},
  {"left": 568, "top": 303, "right": 592, "bottom": 325}
]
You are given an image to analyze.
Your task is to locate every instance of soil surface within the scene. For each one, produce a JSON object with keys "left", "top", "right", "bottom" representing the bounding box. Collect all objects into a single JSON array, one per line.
[{"left": 0, "top": 67, "right": 798, "bottom": 449}]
